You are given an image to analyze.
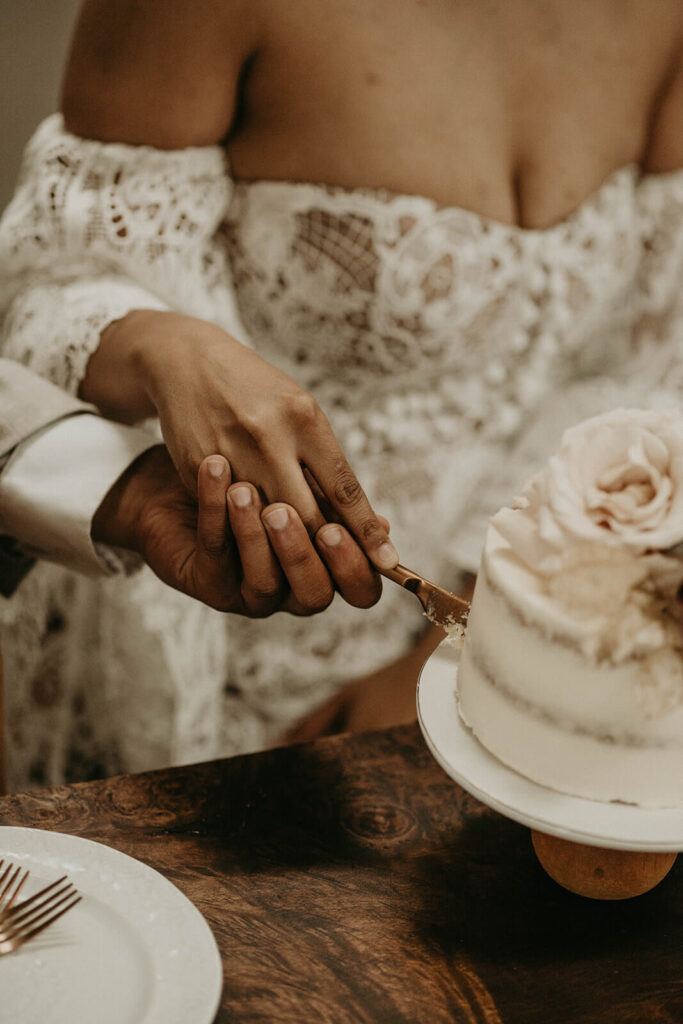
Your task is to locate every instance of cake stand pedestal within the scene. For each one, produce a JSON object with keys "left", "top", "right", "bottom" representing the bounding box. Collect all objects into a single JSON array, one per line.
[
  {"left": 530, "top": 830, "right": 678, "bottom": 900},
  {"left": 417, "top": 642, "right": 683, "bottom": 901}
]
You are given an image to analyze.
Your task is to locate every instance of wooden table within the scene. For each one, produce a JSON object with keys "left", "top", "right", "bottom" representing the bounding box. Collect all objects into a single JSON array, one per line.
[{"left": 0, "top": 724, "right": 681, "bottom": 1023}]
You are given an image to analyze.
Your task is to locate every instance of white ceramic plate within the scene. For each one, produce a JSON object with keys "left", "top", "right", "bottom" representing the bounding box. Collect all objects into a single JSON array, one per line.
[
  {"left": 0, "top": 827, "right": 222, "bottom": 1024},
  {"left": 417, "top": 642, "right": 683, "bottom": 852}
]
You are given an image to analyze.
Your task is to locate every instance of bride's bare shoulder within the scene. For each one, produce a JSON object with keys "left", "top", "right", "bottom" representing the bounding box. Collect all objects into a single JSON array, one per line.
[
  {"left": 61, "top": 0, "right": 262, "bottom": 148},
  {"left": 646, "top": 40, "right": 683, "bottom": 173}
]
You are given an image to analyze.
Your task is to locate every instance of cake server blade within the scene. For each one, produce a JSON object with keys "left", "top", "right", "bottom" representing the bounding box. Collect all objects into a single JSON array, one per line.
[{"left": 379, "top": 564, "right": 470, "bottom": 631}]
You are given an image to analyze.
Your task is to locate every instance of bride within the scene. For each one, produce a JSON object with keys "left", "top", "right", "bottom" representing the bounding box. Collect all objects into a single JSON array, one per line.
[{"left": 1, "top": 0, "right": 682, "bottom": 789}]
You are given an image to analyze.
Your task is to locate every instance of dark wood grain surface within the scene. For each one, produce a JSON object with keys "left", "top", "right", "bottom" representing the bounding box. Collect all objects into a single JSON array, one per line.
[{"left": 0, "top": 724, "right": 681, "bottom": 1024}]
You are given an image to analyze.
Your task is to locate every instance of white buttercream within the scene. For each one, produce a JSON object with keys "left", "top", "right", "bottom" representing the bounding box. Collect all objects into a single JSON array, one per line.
[
  {"left": 458, "top": 408, "right": 683, "bottom": 808},
  {"left": 457, "top": 530, "right": 683, "bottom": 807}
]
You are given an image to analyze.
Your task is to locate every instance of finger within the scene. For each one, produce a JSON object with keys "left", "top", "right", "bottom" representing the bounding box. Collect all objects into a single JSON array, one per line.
[
  {"left": 316, "top": 523, "right": 382, "bottom": 609},
  {"left": 157, "top": 412, "right": 201, "bottom": 499},
  {"left": 262, "top": 503, "right": 334, "bottom": 614},
  {"left": 305, "top": 439, "right": 399, "bottom": 570},
  {"left": 227, "top": 482, "right": 285, "bottom": 613},
  {"left": 302, "top": 465, "right": 336, "bottom": 523},
  {"left": 197, "top": 456, "right": 232, "bottom": 557},
  {"left": 275, "top": 464, "right": 328, "bottom": 539},
  {"left": 304, "top": 467, "right": 392, "bottom": 535}
]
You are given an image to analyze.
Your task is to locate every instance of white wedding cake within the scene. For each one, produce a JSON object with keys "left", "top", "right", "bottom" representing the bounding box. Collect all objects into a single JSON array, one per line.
[{"left": 457, "top": 408, "right": 683, "bottom": 808}]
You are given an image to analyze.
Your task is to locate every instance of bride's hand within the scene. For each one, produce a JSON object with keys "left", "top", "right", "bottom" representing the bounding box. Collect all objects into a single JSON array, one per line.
[{"left": 84, "top": 309, "right": 399, "bottom": 581}]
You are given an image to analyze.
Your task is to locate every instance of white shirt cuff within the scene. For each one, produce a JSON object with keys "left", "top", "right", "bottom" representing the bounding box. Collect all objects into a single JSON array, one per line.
[{"left": 0, "top": 414, "right": 158, "bottom": 576}]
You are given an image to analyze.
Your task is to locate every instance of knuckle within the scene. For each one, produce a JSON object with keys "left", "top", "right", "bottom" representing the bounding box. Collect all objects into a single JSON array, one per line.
[
  {"left": 297, "top": 585, "right": 334, "bottom": 615},
  {"left": 202, "top": 501, "right": 226, "bottom": 519},
  {"left": 237, "top": 410, "right": 268, "bottom": 444},
  {"left": 233, "top": 518, "right": 266, "bottom": 545},
  {"left": 283, "top": 390, "right": 321, "bottom": 427},
  {"left": 282, "top": 544, "right": 315, "bottom": 571},
  {"left": 333, "top": 466, "right": 364, "bottom": 508},
  {"left": 358, "top": 516, "right": 382, "bottom": 542},
  {"left": 201, "top": 524, "right": 227, "bottom": 557},
  {"left": 235, "top": 408, "right": 279, "bottom": 450},
  {"left": 246, "top": 578, "right": 282, "bottom": 604},
  {"left": 202, "top": 538, "right": 225, "bottom": 558}
]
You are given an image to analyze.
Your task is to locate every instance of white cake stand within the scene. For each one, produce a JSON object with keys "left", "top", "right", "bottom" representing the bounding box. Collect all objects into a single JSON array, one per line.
[{"left": 417, "top": 641, "right": 683, "bottom": 898}]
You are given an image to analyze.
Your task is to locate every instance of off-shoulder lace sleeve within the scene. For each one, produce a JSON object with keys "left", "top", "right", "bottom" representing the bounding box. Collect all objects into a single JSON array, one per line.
[{"left": 0, "top": 114, "right": 239, "bottom": 393}]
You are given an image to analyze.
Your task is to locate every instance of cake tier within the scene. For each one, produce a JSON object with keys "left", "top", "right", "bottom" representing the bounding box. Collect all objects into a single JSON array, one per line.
[{"left": 458, "top": 527, "right": 683, "bottom": 808}]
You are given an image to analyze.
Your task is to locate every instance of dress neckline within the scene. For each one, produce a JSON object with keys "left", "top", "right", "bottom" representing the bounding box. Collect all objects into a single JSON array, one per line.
[{"left": 230, "top": 162, "right": 683, "bottom": 236}]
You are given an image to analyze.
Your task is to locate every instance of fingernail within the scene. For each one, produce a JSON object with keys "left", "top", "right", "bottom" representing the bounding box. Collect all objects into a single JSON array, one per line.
[
  {"left": 264, "top": 507, "right": 289, "bottom": 531},
  {"left": 319, "top": 525, "right": 342, "bottom": 547},
  {"left": 376, "top": 541, "right": 399, "bottom": 568},
  {"left": 206, "top": 457, "right": 225, "bottom": 479},
  {"left": 229, "top": 486, "right": 251, "bottom": 508}
]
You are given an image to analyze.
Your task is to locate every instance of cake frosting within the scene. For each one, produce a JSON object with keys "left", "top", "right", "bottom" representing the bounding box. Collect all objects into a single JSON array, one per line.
[{"left": 457, "top": 408, "right": 683, "bottom": 808}]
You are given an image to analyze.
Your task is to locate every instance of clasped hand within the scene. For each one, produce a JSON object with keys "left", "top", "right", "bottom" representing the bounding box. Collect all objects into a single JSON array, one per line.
[
  {"left": 85, "top": 310, "right": 399, "bottom": 611},
  {"left": 93, "top": 446, "right": 385, "bottom": 615},
  {"left": 89, "top": 310, "right": 398, "bottom": 568}
]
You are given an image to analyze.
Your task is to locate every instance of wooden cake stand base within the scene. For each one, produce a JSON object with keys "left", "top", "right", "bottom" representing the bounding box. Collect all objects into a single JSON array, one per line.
[{"left": 531, "top": 830, "right": 678, "bottom": 900}]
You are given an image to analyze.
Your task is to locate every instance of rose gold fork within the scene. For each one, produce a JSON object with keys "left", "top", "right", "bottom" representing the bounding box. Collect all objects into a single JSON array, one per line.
[
  {"left": 0, "top": 861, "right": 81, "bottom": 955},
  {"left": 0, "top": 858, "right": 30, "bottom": 917},
  {"left": 379, "top": 564, "right": 470, "bottom": 631}
]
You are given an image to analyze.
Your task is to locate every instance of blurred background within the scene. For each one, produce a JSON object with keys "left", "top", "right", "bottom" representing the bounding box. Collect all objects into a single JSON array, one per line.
[{"left": 1, "top": 0, "right": 81, "bottom": 208}]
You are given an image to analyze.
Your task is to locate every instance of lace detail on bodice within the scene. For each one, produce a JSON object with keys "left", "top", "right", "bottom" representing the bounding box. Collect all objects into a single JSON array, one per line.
[
  {"left": 225, "top": 172, "right": 665, "bottom": 438},
  {"left": 223, "top": 169, "right": 683, "bottom": 564},
  {"left": 1, "top": 115, "right": 682, "bottom": 790}
]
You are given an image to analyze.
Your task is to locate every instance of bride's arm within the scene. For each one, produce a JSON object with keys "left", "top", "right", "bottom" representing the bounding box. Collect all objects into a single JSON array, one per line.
[
  {"left": 1, "top": 0, "right": 253, "bottom": 396},
  {"left": 56, "top": 0, "right": 257, "bottom": 421},
  {"left": 0, "top": 0, "right": 398, "bottom": 586},
  {"left": 60, "top": 1, "right": 397, "bottom": 569},
  {"left": 61, "top": 0, "right": 256, "bottom": 149}
]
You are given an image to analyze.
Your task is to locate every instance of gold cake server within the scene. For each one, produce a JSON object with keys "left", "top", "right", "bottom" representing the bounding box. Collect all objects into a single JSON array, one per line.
[{"left": 379, "top": 564, "right": 470, "bottom": 632}]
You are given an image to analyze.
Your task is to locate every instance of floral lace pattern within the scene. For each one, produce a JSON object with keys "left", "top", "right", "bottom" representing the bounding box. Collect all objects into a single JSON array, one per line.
[{"left": 0, "top": 115, "right": 682, "bottom": 790}]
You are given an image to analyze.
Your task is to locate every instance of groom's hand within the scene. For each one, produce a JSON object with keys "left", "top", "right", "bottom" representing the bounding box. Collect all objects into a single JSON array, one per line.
[{"left": 91, "top": 446, "right": 382, "bottom": 615}]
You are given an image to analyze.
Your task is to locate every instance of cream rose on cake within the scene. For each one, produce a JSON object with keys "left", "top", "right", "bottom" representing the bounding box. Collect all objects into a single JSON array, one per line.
[
  {"left": 498, "top": 407, "right": 683, "bottom": 564},
  {"left": 494, "top": 409, "right": 683, "bottom": 666},
  {"left": 457, "top": 408, "right": 683, "bottom": 807}
]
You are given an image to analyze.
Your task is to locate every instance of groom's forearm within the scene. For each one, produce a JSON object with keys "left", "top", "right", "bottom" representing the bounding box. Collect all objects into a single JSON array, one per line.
[{"left": 0, "top": 413, "right": 156, "bottom": 578}]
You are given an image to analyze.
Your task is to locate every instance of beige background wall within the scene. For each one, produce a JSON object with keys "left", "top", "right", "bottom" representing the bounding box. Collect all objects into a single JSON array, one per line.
[{"left": 1, "top": 0, "right": 81, "bottom": 209}]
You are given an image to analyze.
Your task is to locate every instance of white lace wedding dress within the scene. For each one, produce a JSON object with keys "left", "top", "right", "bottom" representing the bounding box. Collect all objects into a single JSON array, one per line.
[{"left": 1, "top": 114, "right": 681, "bottom": 791}]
